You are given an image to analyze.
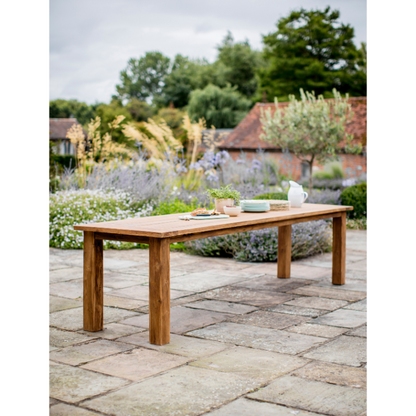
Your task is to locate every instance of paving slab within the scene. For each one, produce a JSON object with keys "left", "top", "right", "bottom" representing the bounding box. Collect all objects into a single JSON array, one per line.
[
  {"left": 50, "top": 403, "right": 100, "bottom": 415},
  {"left": 289, "top": 286, "right": 366, "bottom": 302},
  {"left": 302, "top": 336, "right": 366, "bottom": 367},
  {"left": 50, "top": 339, "right": 135, "bottom": 366},
  {"left": 119, "top": 331, "right": 232, "bottom": 358},
  {"left": 50, "top": 361, "right": 129, "bottom": 403},
  {"left": 78, "top": 323, "right": 146, "bottom": 340},
  {"left": 50, "top": 398, "right": 60, "bottom": 406},
  {"left": 172, "top": 258, "right": 253, "bottom": 272},
  {"left": 81, "top": 366, "right": 262, "bottom": 416},
  {"left": 103, "top": 295, "right": 147, "bottom": 310},
  {"left": 290, "top": 264, "right": 332, "bottom": 279},
  {"left": 183, "top": 299, "right": 258, "bottom": 314},
  {"left": 345, "top": 270, "right": 367, "bottom": 281},
  {"left": 120, "top": 306, "right": 230, "bottom": 334},
  {"left": 50, "top": 296, "right": 82, "bottom": 313},
  {"left": 248, "top": 375, "right": 366, "bottom": 416},
  {"left": 285, "top": 323, "right": 348, "bottom": 338},
  {"left": 311, "top": 309, "right": 367, "bottom": 328},
  {"left": 120, "top": 267, "right": 187, "bottom": 278},
  {"left": 344, "top": 299, "right": 367, "bottom": 312},
  {"left": 292, "top": 361, "right": 367, "bottom": 388},
  {"left": 314, "top": 279, "right": 367, "bottom": 293},
  {"left": 49, "top": 280, "right": 85, "bottom": 300},
  {"left": 188, "top": 322, "right": 327, "bottom": 354},
  {"left": 346, "top": 230, "right": 367, "bottom": 252},
  {"left": 82, "top": 347, "right": 189, "bottom": 381},
  {"left": 232, "top": 276, "right": 313, "bottom": 292},
  {"left": 207, "top": 398, "right": 323, "bottom": 416},
  {"left": 170, "top": 271, "right": 261, "bottom": 292},
  {"left": 228, "top": 311, "right": 308, "bottom": 330},
  {"left": 104, "top": 248, "right": 150, "bottom": 261},
  {"left": 346, "top": 259, "right": 367, "bottom": 271},
  {"left": 203, "top": 286, "right": 295, "bottom": 307},
  {"left": 190, "top": 346, "right": 308, "bottom": 382},
  {"left": 347, "top": 325, "right": 367, "bottom": 338},
  {"left": 285, "top": 296, "right": 349, "bottom": 311},
  {"left": 50, "top": 328, "right": 97, "bottom": 348},
  {"left": 108, "top": 285, "right": 191, "bottom": 301},
  {"left": 102, "top": 275, "right": 145, "bottom": 289},
  {"left": 50, "top": 267, "right": 84, "bottom": 283},
  {"left": 50, "top": 307, "right": 139, "bottom": 331},
  {"left": 267, "top": 304, "right": 327, "bottom": 318}
]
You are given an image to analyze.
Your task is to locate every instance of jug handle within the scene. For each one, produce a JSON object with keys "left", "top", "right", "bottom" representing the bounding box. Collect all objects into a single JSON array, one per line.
[{"left": 303, "top": 192, "right": 308, "bottom": 203}]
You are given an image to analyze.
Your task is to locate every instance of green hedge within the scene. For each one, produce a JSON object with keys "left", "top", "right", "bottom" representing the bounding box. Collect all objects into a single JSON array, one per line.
[
  {"left": 340, "top": 182, "right": 367, "bottom": 218},
  {"left": 253, "top": 192, "right": 287, "bottom": 200},
  {"left": 51, "top": 154, "right": 76, "bottom": 170}
]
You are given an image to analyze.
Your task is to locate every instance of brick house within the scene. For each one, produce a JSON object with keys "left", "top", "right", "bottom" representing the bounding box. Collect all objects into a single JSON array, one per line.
[
  {"left": 218, "top": 97, "right": 367, "bottom": 180},
  {"left": 49, "top": 118, "right": 82, "bottom": 155}
]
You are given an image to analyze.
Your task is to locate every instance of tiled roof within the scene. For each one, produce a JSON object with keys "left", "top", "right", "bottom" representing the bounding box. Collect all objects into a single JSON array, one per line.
[
  {"left": 49, "top": 118, "right": 81, "bottom": 140},
  {"left": 218, "top": 97, "right": 367, "bottom": 151}
]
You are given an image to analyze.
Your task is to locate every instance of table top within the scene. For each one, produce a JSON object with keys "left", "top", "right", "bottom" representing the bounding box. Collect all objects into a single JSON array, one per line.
[{"left": 74, "top": 203, "right": 352, "bottom": 239}]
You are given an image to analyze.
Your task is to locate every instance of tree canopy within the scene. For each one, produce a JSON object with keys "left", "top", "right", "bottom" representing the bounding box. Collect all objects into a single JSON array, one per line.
[
  {"left": 260, "top": 88, "right": 361, "bottom": 193},
  {"left": 257, "top": 7, "right": 366, "bottom": 101},
  {"left": 188, "top": 84, "right": 251, "bottom": 129},
  {"left": 49, "top": 99, "right": 97, "bottom": 125},
  {"left": 217, "top": 31, "right": 263, "bottom": 98},
  {"left": 116, "top": 51, "right": 171, "bottom": 102}
]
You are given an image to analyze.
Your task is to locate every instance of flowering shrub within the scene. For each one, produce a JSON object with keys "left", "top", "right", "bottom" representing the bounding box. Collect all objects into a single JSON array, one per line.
[
  {"left": 184, "top": 220, "right": 331, "bottom": 262},
  {"left": 49, "top": 190, "right": 152, "bottom": 249}
]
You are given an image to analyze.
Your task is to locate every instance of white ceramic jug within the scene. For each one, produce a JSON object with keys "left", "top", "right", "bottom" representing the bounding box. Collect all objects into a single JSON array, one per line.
[{"left": 287, "top": 181, "right": 308, "bottom": 208}]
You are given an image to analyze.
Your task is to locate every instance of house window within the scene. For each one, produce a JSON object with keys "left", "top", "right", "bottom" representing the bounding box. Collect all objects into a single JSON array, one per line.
[{"left": 301, "top": 162, "right": 309, "bottom": 179}]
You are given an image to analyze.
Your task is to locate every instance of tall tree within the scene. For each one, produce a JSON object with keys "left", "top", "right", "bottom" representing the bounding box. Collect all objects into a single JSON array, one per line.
[
  {"left": 188, "top": 84, "right": 251, "bottom": 128},
  {"left": 217, "top": 31, "right": 262, "bottom": 98},
  {"left": 257, "top": 7, "right": 366, "bottom": 101},
  {"left": 260, "top": 89, "right": 361, "bottom": 194},
  {"left": 116, "top": 52, "right": 170, "bottom": 102},
  {"left": 161, "top": 55, "right": 227, "bottom": 108},
  {"left": 49, "top": 99, "right": 96, "bottom": 125}
]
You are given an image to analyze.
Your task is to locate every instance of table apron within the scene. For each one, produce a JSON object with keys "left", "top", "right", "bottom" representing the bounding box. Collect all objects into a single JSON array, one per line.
[
  {"left": 92, "top": 211, "right": 341, "bottom": 244},
  {"left": 169, "top": 212, "right": 340, "bottom": 243}
]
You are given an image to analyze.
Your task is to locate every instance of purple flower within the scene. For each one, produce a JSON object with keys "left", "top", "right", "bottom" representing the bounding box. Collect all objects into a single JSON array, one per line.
[{"left": 206, "top": 173, "right": 219, "bottom": 182}]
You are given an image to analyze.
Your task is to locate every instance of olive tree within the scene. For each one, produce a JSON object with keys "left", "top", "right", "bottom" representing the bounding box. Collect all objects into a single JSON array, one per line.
[{"left": 260, "top": 88, "right": 361, "bottom": 194}]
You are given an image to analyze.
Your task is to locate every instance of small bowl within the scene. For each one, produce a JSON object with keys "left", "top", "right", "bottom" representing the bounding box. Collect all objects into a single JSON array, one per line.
[{"left": 223, "top": 206, "right": 242, "bottom": 217}]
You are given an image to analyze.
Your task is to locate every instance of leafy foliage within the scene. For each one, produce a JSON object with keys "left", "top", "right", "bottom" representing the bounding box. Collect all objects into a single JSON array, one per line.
[
  {"left": 116, "top": 52, "right": 171, "bottom": 102},
  {"left": 205, "top": 184, "right": 241, "bottom": 204},
  {"left": 254, "top": 192, "right": 288, "bottom": 200},
  {"left": 187, "top": 84, "right": 252, "bottom": 128},
  {"left": 313, "top": 162, "right": 345, "bottom": 180},
  {"left": 49, "top": 190, "right": 152, "bottom": 249},
  {"left": 217, "top": 31, "right": 263, "bottom": 98},
  {"left": 340, "top": 182, "right": 367, "bottom": 218},
  {"left": 184, "top": 220, "right": 332, "bottom": 262},
  {"left": 257, "top": 7, "right": 366, "bottom": 101},
  {"left": 261, "top": 89, "right": 360, "bottom": 193},
  {"left": 49, "top": 99, "right": 96, "bottom": 125}
]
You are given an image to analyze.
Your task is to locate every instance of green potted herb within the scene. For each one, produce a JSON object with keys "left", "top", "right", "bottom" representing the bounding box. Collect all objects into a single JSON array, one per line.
[{"left": 206, "top": 184, "right": 241, "bottom": 213}]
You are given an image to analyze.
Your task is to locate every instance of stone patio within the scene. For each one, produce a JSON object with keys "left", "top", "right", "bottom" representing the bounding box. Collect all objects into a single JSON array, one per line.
[{"left": 50, "top": 230, "right": 366, "bottom": 416}]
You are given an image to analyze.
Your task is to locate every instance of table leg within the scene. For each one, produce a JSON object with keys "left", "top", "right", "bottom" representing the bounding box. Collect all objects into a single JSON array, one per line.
[
  {"left": 278, "top": 225, "right": 291, "bottom": 278},
  {"left": 332, "top": 213, "right": 346, "bottom": 285},
  {"left": 83, "top": 231, "right": 104, "bottom": 331},
  {"left": 149, "top": 238, "right": 170, "bottom": 345}
]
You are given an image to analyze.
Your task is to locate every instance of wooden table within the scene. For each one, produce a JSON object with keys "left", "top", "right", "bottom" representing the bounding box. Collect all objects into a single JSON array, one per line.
[{"left": 74, "top": 203, "right": 352, "bottom": 346}]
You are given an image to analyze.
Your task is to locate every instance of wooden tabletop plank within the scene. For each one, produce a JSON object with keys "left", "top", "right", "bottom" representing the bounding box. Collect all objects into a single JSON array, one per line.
[{"left": 74, "top": 204, "right": 352, "bottom": 238}]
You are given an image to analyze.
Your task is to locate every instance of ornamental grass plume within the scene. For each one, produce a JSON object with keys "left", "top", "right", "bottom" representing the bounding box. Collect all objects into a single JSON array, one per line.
[
  {"left": 183, "top": 113, "right": 204, "bottom": 165},
  {"left": 66, "top": 116, "right": 134, "bottom": 187},
  {"left": 122, "top": 118, "right": 183, "bottom": 160}
]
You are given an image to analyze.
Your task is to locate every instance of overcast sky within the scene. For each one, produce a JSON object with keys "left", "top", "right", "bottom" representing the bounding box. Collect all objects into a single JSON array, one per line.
[{"left": 50, "top": 0, "right": 366, "bottom": 104}]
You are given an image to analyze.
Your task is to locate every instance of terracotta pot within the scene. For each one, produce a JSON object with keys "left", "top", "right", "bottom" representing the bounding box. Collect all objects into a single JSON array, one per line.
[{"left": 215, "top": 198, "right": 234, "bottom": 214}]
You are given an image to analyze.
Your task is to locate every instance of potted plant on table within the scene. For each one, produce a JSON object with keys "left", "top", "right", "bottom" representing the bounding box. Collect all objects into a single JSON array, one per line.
[{"left": 206, "top": 184, "right": 241, "bottom": 214}]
